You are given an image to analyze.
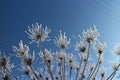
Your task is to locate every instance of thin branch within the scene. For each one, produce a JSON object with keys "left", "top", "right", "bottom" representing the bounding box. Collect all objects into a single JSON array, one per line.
[
  {"left": 80, "top": 42, "right": 90, "bottom": 80},
  {"left": 39, "top": 41, "right": 54, "bottom": 80},
  {"left": 88, "top": 54, "right": 101, "bottom": 79},
  {"left": 76, "top": 52, "right": 83, "bottom": 80},
  {"left": 106, "top": 64, "right": 120, "bottom": 80}
]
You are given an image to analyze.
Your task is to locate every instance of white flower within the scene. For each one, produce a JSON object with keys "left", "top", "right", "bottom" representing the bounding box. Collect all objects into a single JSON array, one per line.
[
  {"left": 94, "top": 41, "right": 106, "bottom": 55},
  {"left": 26, "top": 23, "right": 51, "bottom": 44},
  {"left": 67, "top": 53, "right": 77, "bottom": 69},
  {"left": 112, "top": 43, "right": 120, "bottom": 56},
  {"left": 99, "top": 68, "right": 105, "bottom": 77},
  {"left": 39, "top": 49, "right": 53, "bottom": 64},
  {"left": 13, "top": 40, "right": 29, "bottom": 57},
  {"left": 82, "top": 25, "right": 99, "bottom": 43},
  {"left": 110, "top": 62, "right": 120, "bottom": 71},
  {"left": 0, "top": 51, "right": 14, "bottom": 72},
  {"left": 67, "top": 53, "right": 76, "bottom": 65},
  {"left": 22, "top": 52, "right": 35, "bottom": 66},
  {"left": 75, "top": 39, "right": 86, "bottom": 53},
  {"left": 54, "top": 30, "right": 70, "bottom": 49},
  {"left": 21, "top": 65, "right": 30, "bottom": 75},
  {"left": 56, "top": 50, "right": 66, "bottom": 61}
]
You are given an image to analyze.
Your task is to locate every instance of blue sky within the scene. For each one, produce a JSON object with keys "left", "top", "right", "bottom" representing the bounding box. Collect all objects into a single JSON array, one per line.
[{"left": 1, "top": 0, "right": 120, "bottom": 79}]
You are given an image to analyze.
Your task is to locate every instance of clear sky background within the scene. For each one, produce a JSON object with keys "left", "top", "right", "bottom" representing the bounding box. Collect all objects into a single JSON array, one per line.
[{"left": 1, "top": 0, "right": 120, "bottom": 79}]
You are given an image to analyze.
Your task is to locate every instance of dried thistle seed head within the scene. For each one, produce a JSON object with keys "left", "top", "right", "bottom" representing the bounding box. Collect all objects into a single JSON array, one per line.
[
  {"left": 26, "top": 23, "right": 51, "bottom": 44},
  {"left": 0, "top": 58, "right": 7, "bottom": 67},
  {"left": 54, "top": 30, "right": 70, "bottom": 49},
  {"left": 82, "top": 25, "right": 99, "bottom": 44},
  {"left": 24, "top": 70, "right": 30, "bottom": 75},
  {"left": 80, "top": 47, "right": 86, "bottom": 53},
  {"left": 26, "top": 58, "right": 33, "bottom": 65},
  {"left": 13, "top": 40, "right": 29, "bottom": 57},
  {"left": 94, "top": 41, "right": 106, "bottom": 55},
  {"left": 75, "top": 39, "right": 86, "bottom": 53}
]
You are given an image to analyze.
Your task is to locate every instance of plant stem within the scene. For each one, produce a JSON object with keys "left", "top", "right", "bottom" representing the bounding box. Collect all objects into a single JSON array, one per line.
[
  {"left": 39, "top": 41, "right": 54, "bottom": 80},
  {"left": 70, "top": 67, "right": 72, "bottom": 80},
  {"left": 89, "top": 54, "right": 101, "bottom": 79},
  {"left": 106, "top": 64, "right": 120, "bottom": 80},
  {"left": 76, "top": 53, "right": 83, "bottom": 80},
  {"left": 80, "top": 42, "right": 90, "bottom": 80},
  {"left": 29, "top": 65, "right": 39, "bottom": 80},
  {"left": 92, "top": 63, "right": 101, "bottom": 79},
  {"left": 63, "top": 50, "right": 66, "bottom": 80}
]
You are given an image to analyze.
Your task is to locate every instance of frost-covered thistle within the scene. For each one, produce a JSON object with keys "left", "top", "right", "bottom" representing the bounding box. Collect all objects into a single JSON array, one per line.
[
  {"left": 23, "top": 52, "right": 35, "bottom": 66},
  {"left": 13, "top": 40, "right": 29, "bottom": 57},
  {"left": 21, "top": 65, "right": 31, "bottom": 76},
  {"left": 40, "top": 49, "right": 53, "bottom": 65},
  {"left": 75, "top": 39, "right": 86, "bottom": 53},
  {"left": 82, "top": 25, "right": 99, "bottom": 43},
  {"left": 111, "top": 62, "right": 120, "bottom": 71},
  {"left": 99, "top": 68, "right": 105, "bottom": 78},
  {"left": 112, "top": 43, "right": 120, "bottom": 56},
  {"left": 26, "top": 23, "right": 51, "bottom": 44},
  {"left": 67, "top": 53, "right": 76, "bottom": 67},
  {"left": 0, "top": 51, "right": 14, "bottom": 72},
  {"left": 94, "top": 41, "right": 106, "bottom": 55},
  {"left": 0, "top": 51, "right": 15, "bottom": 80},
  {"left": 54, "top": 30, "right": 70, "bottom": 49},
  {"left": 56, "top": 50, "right": 66, "bottom": 61}
]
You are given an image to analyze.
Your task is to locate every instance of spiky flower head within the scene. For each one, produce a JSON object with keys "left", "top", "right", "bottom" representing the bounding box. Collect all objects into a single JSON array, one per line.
[
  {"left": 54, "top": 30, "right": 70, "bottom": 49},
  {"left": 82, "top": 25, "right": 99, "bottom": 43},
  {"left": 75, "top": 39, "right": 86, "bottom": 53},
  {"left": 13, "top": 40, "right": 29, "bottom": 57},
  {"left": 22, "top": 52, "right": 35, "bottom": 66},
  {"left": 94, "top": 41, "right": 106, "bottom": 55},
  {"left": 26, "top": 23, "right": 51, "bottom": 44},
  {"left": 112, "top": 43, "right": 120, "bottom": 56},
  {"left": 0, "top": 51, "right": 14, "bottom": 72}
]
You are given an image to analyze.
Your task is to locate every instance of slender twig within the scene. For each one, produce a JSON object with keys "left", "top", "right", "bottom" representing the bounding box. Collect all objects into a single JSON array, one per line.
[
  {"left": 39, "top": 41, "right": 54, "bottom": 80},
  {"left": 88, "top": 54, "right": 101, "bottom": 79},
  {"left": 106, "top": 64, "right": 120, "bottom": 80},
  {"left": 70, "top": 67, "right": 72, "bottom": 80},
  {"left": 76, "top": 53, "right": 83, "bottom": 80},
  {"left": 80, "top": 42, "right": 90, "bottom": 80},
  {"left": 87, "top": 69, "right": 93, "bottom": 80},
  {"left": 106, "top": 71, "right": 116, "bottom": 80},
  {"left": 63, "top": 49, "right": 66, "bottom": 80},
  {"left": 110, "top": 72, "right": 116, "bottom": 80},
  {"left": 59, "top": 60, "right": 62, "bottom": 80},
  {"left": 29, "top": 65, "right": 39, "bottom": 80},
  {"left": 92, "top": 63, "right": 101, "bottom": 80}
]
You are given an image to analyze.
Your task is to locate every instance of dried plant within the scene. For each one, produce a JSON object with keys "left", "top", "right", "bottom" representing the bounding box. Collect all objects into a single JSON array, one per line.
[{"left": 1, "top": 23, "right": 120, "bottom": 80}]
